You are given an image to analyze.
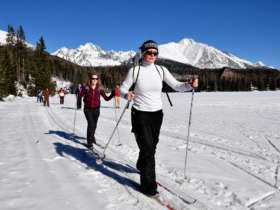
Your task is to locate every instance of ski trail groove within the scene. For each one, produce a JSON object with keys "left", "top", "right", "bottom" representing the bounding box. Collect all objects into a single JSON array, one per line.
[
  {"left": 26, "top": 103, "right": 109, "bottom": 210},
  {"left": 226, "top": 159, "right": 276, "bottom": 189},
  {"left": 58, "top": 106, "right": 269, "bottom": 164},
  {"left": 265, "top": 136, "right": 280, "bottom": 155},
  {"left": 246, "top": 190, "right": 279, "bottom": 208},
  {"left": 263, "top": 136, "right": 280, "bottom": 189}
]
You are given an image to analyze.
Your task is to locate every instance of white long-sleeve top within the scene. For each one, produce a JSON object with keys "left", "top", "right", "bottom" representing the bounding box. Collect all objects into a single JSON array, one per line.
[{"left": 120, "top": 61, "right": 193, "bottom": 112}]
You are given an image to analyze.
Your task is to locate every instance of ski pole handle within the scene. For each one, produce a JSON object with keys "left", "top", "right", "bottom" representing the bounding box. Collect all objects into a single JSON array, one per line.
[{"left": 126, "top": 100, "right": 131, "bottom": 109}]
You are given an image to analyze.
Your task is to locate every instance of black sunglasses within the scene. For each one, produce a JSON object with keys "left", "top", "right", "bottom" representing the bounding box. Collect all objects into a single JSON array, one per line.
[
  {"left": 145, "top": 51, "right": 158, "bottom": 56},
  {"left": 90, "top": 78, "right": 99, "bottom": 80}
]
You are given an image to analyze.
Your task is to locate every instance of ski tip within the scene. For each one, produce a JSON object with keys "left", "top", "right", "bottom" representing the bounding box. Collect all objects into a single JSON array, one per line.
[
  {"left": 175, "top": 177, "right": 190, "bottom": 185},
  {"left": 96, "top": 159, "right": 103, "bottom": 165},
  {"left": 96, "top": 154, "right": 105, "bottom": 165}
]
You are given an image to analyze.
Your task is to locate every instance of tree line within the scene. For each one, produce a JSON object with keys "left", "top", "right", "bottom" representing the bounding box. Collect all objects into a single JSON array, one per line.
[
  {"left": 0, "top": 25, "right": 54, "bottom": 98},
  {"left": 1, "top": 25, "right": 280, "bottom": 100}
]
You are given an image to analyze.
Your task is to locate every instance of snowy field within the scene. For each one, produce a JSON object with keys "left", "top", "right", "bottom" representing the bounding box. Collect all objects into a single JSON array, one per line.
[{"left": 0, "top": 91, "right": 280, "bottom": 210}]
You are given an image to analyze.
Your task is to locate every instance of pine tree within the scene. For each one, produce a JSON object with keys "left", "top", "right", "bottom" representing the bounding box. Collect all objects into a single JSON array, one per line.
[
  {"left": 6, "top": 25, "right": 16, "bottom": 47},
  {"left": 27, "top": 36, "right": 55, "bottom": 95},
  {"left": 15, "top": 25, "right": 27, "bottom": 83},
  {"left": 0, "top": 48, "right": 17, "bottom": 96},
  {"left": 17, "top": 25, "right": 26, "bottom": 41}
]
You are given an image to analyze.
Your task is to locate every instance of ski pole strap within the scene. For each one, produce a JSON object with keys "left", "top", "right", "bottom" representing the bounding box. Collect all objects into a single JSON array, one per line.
[
  {"left": 155, "top": 65, "right": 173, "bottom": 107},
  {"left": 166, "top": 91, "right": 173, "bottom": 107},
  {"left": 130, "top": 65, "right": 140, "bottom": 91}
]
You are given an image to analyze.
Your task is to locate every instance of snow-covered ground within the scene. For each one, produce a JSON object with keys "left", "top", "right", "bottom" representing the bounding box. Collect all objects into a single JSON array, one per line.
[{"left": 0, "top": 91, "right": 280, "bottom": 210}]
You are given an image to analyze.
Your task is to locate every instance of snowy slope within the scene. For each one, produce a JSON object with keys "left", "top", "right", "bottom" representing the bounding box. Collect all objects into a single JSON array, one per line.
[
  {"left": 52, "top": 43, "right": 136, "bottom": 67},
  {"left": 1, "top": 91, "right": 280, "bottom": 210}
]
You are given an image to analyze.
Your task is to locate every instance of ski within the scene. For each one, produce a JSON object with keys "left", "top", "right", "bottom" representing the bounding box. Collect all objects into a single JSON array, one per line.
[
  {"left": 156, "top": 181, "right": 197, "bottom": 205},
  {"left": 85, "top": 146, "right": 176, "bottom": 209},
  {"left": 151, "top": 194, "right": 175, "bottom": 210},
  {"left": 129, "top": 179, "right": 176, "bottom": 210},
  {"left": 91, "top": 143, "right": 197, "bottom": 206}
]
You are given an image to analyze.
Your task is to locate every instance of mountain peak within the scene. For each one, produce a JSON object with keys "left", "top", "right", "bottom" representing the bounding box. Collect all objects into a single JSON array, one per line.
[
  {"left": 52, "top": 42, "right": 136, "bottom": 67},
  {"left": 255, "top": 61, "right": 266, "bottom": 66},
  {"left": 158, "top": 38, "right": 260, "bottom": 69},
  {"left": 79, "top": 42, "right": 102, "bottom": 52},
  {"left": 178, "top": 38, "right": 196, "bottom": 46}
]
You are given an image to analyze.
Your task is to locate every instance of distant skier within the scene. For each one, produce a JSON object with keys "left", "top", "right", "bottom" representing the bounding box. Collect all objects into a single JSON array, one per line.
[
  {"left": 78, "top": 74, "right": 115, "bottom": 150},
  {"left": 57, "top": 88, "right": 67, "bottom": 105},
  {"left": 74, "top": 83, "right": 83, "bottom": 109},
  {"left": 39, "top": 90, "right": 44, "bottom": 103},
  {"left": 119, "top": 40, "right": 198, "bottom": 196},
  {"left": 43, "top": 88, "right": 50, "bottom": 107}
]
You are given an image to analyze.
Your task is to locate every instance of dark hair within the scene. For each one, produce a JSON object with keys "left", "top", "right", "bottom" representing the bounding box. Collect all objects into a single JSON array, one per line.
[{"left": 139, "top": 40, "right": 158, "bottom": 52}]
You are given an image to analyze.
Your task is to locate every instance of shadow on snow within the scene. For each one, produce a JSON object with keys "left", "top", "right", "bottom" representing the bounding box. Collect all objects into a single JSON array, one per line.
[
  {"left": 45, "top": 130, "right": 106, "bottom": 149},
  {"left": 53, "top": 142, "right": 140, "bottom": 192},
  {"left": 61, "top": 106, "right": 76, "bottom": 110},
  {"left": 45, "top": 129, "right": 140, "bottom": 192},
  {"left": 46, "top": 130, "right": 86, "bottom": 145}
]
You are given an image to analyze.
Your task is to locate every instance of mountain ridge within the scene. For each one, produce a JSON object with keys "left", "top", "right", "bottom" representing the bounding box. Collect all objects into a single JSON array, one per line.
[
  {"left": 0, "top": 29, "right": 271, "bottom": 69},
  {"left": 52, "top": 38, "right": 267, "bottom": 69}
]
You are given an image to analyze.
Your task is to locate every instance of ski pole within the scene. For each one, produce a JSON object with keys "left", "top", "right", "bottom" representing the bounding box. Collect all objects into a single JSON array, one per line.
[
  {"left": 183, "top": 88, "right": 195, "bottom": 179},
  {"left": 97, "top": 100, "right": 131, "bottom": 163},
  {"left": 72, "top": 95, "right": 78, "bottom": 140},
  {"left": 114, "top": 105, "right": 122, "bottom": 146},
  {"left": 114, "top": 97, "right": 122, "bottom": 146}
]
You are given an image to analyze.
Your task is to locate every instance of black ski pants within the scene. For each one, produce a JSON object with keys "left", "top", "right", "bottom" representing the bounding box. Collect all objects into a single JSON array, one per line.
[
  {"left": 131, "top": 107, "right": 163, "bottom": 194},
  {"left": 77, "top": 97, "right": 82, "bottom": 109},
  {"left": 84, "top": 107, "right": 100, "bottom": 146},
  {"left": 60, "top": 97, "right": 64, "bottom": 104}
]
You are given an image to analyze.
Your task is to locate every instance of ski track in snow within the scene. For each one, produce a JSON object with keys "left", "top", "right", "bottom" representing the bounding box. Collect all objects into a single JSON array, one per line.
[{"left": 1, "top": 91, "right": 280, "bottom": 210}]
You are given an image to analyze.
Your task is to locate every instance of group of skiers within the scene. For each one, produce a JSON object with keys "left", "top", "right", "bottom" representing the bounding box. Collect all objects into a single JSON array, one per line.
[
  {"left": 37, "top": 87, "right": 69, "bottom": 107},
  {"left": 75, "top": 40, "right": 198, "bottom": 197},
  {"left": 37, "top": 88, "right": 51, "bottom": 107}
]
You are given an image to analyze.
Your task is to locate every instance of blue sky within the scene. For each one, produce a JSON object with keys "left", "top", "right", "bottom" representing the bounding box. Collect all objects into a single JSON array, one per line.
[{"left": 1, "top": 0, "right": 279, "bottom": 68}]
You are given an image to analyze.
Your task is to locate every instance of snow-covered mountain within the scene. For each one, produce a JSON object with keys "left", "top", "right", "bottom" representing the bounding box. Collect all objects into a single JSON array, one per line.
[
  {"left": 158, "top": 39, "right": 265, "bottom": 69},
  {"left": 0, "top": 29, "right": 34, "bottom": 48},
  {"left": 0, "top": 30, "right": 8, "bottom": 45},
  {"left": 52, "top": 43, "right": 136, "bottom": 67},
  {"left": 53, "top": 39, "right": 266, "bottom": 69}
]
